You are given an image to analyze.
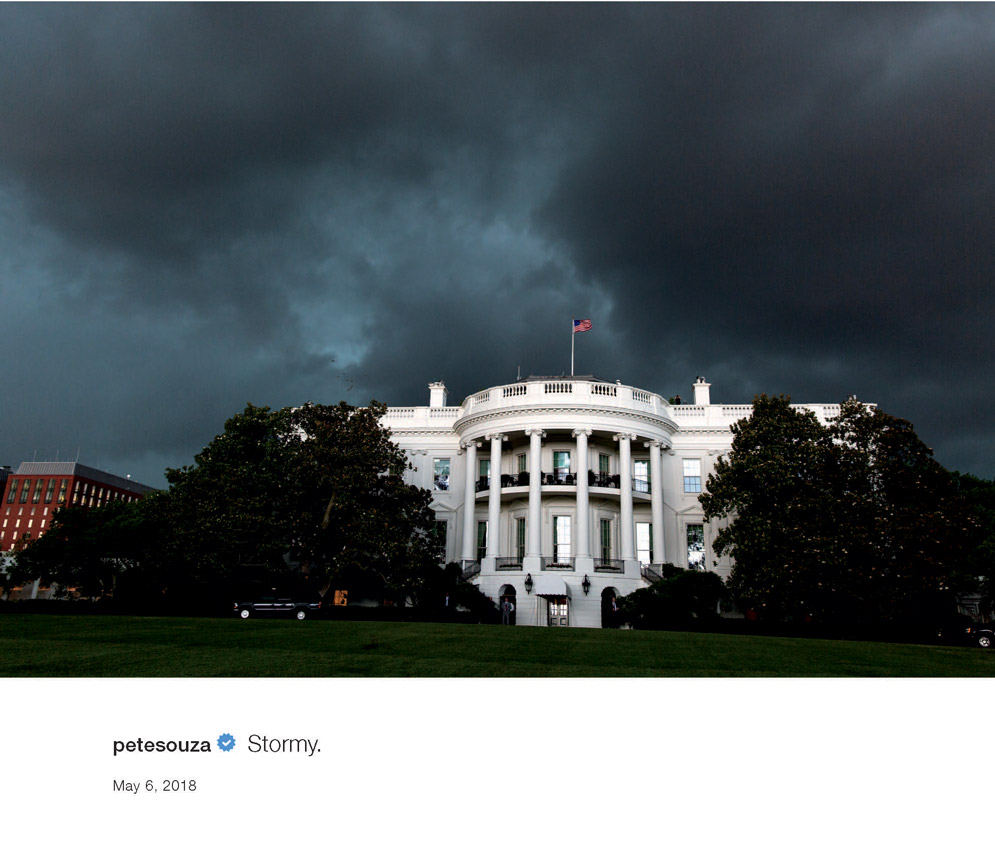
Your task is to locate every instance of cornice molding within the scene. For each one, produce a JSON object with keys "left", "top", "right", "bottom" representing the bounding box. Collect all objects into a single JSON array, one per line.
[{"left": 454, "top": 405, "right": 679, "bottom": 437}]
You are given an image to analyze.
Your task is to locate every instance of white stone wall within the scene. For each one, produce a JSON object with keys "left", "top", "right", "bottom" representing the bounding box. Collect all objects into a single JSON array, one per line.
[{"left": 382, "top": 378, "right": 843, "bottom": 628}]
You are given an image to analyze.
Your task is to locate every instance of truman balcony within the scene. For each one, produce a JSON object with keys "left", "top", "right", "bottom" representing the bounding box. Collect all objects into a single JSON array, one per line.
[{"left": 474, "top": 470, "right": 652, "bottom": 501}]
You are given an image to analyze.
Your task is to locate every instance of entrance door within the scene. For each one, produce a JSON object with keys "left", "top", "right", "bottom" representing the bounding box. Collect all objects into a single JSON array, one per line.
[{"left": 547, "top": 597, "right": 569, "bottom": 627}]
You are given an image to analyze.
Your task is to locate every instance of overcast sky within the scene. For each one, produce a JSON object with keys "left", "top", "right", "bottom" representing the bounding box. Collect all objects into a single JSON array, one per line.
[{"left": 2, "top": 3, "right": 994, "bottom": 488}]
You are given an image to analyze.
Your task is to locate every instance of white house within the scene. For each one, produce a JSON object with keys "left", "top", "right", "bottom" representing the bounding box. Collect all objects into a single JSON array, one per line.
[{"left": 383, "top": 376, "right": 845, "bottom": 628}]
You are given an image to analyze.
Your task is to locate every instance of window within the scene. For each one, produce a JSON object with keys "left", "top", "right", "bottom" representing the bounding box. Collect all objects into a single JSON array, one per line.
[
  {"left": 20, "top": 481, "right": 30, "bottom": 504},
  {"left": 476, "top": 521, "right": 487, "bottom": 562},
  {"left": 636, "top": 523, "right": 653, "bottom": 564},
  {"left": 599, "top": 453, "right": 610, "bottom": 474},
  {"left": 553, "top": 515, "right": 571, "bottom": 561},
  {"left": 44, "top": 479, "right": 55, "bottom": 503},
  {"left": 433, "top": 458, "right": 450, "bottom": 491},
  {"left": 687, "top": 524, "right": 705, "bottom": 570},
  {"left": 33, "top": 479, "right": 44, "bottom": 503},
  {"left": 58, "top": 479, "right": 67, "bottom": 504},
  {"left": 479, "top": 458, "right": 490, "bottom": 480},
  {"left": 517, "top": 453, "right": 527, "bottom": 474},
  {"left": 633, "top": 459, "right": 650, "bottom": 493},
  {"left": 683, "top": 459, "right": 702, "bottom": 493},
  {"left": 516, "top": 517, "right": 526, "bottom": 562},
  {"left": 6, "top": 479, "right": 16, "bottom": 503},
  {"left": 432, "top": 520, "right": 448, "bottom": 559},
  {"left": 553, "top": 451, "right": 570, "bottom": 481},
  {"left": 600, "top": 519, "right": 612, "bottom": 561},
  {"left": 333, "top": 590, "right": 348, "bottom": 607}
]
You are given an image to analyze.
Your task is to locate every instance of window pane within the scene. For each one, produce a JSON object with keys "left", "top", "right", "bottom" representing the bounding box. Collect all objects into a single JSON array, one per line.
[
  {"left": 476, "top": 521, "right": 487, "bottom": 561},
  {"left": 553, "top": 515, "right": 571, "bottom": 559},
  {"left": 683, "top": 459, "right": 702, "bottom": 493},
  {"left": 687, "top": 524, "right": 705, "bottom": 570},
  {"left": 433, "top": 458, "right": 450, "bottom": 490},
  {"left": 634, "top": 459, "right": 650, "bottom": 493},
  {"left": 479, "top": 458, "right": 490, "bottom": 479},
  {"left": 636, "top": 523, "right": 652, "bottom": 564},
  {"left": 553, "top": 451, "right": 570, "bottom": 479}
]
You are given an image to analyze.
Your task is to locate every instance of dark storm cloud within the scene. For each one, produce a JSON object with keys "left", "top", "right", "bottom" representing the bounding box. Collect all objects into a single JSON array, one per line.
[{"left": 1, "top": 4, "right": 994, "bottom": 486}]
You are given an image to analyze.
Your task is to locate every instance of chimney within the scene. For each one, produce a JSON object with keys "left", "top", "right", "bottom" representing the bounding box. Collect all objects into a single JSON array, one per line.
[
  {"left": 428, "top": 381, "right": 448, "bottom": 408},
  {"left": 692, "top": 376, "right": 711, "bottom": 406}
]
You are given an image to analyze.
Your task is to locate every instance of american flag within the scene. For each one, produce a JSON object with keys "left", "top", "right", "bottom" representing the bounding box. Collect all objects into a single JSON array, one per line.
[{"left": 573, "top": 319, "right": 592, "bottom": 333}]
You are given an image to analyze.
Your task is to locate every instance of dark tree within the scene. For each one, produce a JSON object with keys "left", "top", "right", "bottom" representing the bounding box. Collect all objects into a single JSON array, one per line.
[
  {"left": 699, "top": 394, "right": 839, "bottom": 621},
  {"left": 14, "top": 401, "right": 443, "bottom": 608},
  {"left": 701, "top": 395, "right": 974, "bottom": 624},
  {"left": 617, "top": 564, "right": 727, "bottom": 629}
]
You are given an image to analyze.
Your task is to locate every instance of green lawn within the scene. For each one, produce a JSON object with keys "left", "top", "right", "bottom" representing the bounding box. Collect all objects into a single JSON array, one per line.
[{"left": 1, "top": 615, "right": 993, "bottom": 676}]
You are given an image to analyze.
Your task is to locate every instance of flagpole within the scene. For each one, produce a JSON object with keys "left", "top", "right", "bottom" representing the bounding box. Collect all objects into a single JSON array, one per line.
[{"left": 570, "top": 316, "right": 575, "bottom": 376}]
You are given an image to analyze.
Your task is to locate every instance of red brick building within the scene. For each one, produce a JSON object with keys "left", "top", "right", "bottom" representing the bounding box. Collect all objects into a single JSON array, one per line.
[{"left": 0, "top": 461, "right": 156, "bottom": 552}]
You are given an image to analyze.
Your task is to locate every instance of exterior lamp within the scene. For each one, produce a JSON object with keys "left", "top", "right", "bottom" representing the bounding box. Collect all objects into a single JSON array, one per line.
[
  {"left": 582, "top": 575, "right": 591, "bottom": 595},
  {"left": 524, "top": 573, "right": 533, "bottom": 594}
]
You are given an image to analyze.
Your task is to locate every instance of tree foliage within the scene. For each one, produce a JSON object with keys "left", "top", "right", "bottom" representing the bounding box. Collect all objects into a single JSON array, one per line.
[
  {"left": 13, "top": 401, "right": 442, "bottom": 607},
  {"left": 949, "top": 472, "right": 995, "bottom": 615},
  {"left": 617, "top": 564, "right": 727, "bottom": 630},
  {"left": 701, "top": 395, "right": 975, "bottom": 623}
]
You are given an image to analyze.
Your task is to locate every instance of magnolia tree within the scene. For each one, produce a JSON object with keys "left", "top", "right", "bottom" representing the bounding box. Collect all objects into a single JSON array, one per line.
[
  {"left": 13, "top": 401, "right": 448, "bottom": 607},
  {"left": 700, "top": 395, "right": 976, "bottom": 624}
]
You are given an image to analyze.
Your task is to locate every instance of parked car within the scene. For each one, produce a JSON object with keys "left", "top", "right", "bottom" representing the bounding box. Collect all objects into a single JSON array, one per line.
[
  {"left": 964, "top": 624, "right": 994, "bottom": 648},
  {"left": 234, "top": 596, "right": 322, "bottom": 620}
]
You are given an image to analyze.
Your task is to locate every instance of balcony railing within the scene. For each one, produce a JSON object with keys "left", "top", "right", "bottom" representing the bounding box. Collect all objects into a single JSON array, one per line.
[
  {"left": 541, "top": 557, "right": 575, "bottom": 571},
  {"left": 589, "top": 471, "right": 621, "bottom": 489},
  {"left": 475, "top": 471, "right": 651, "bottom": 494},
  {"left": 476, "top": 472, "right": 530, "bottom": 492},
  {"left": 641, "top": 563, "right": 663, "bottom": 583},
  {"left": 594, "top": 558, "right": 624, "bottom": 572},
  {"left": 495, "top": 557, "right": 524, "bottom": 571}
]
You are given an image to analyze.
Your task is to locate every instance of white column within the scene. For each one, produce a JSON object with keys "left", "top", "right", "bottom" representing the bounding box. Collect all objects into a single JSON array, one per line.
[
  {"left": 615, "top": 433, "right": 636, "bottom": 566},
  {"left": 573, "top": 428, "right": 592, "bottom": 568},
  {"left": 525, "top": 429, "right": 544, "bottom": 566},
  {"left": 485, "top": 434, "right": 506, "bottom": 564},
  {"left": 648, "top": 440, "right": 665, "bottom": 566},
  {"left": 460, "top": 440, "right": 478, "bottom": 563}
]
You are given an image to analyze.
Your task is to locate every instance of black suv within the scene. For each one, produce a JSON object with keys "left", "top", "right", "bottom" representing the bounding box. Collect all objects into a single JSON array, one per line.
[
  {"left": 234, "top": 596, "right": 322, "bottom": 620},
  {"left": 963, "top": 624, "right": 994, "bottom": 649}
]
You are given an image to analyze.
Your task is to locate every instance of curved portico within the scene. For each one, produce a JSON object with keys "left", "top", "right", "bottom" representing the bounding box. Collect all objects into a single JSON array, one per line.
[{"left": 451, "top": 378, "right": 677, "bottom": 616}]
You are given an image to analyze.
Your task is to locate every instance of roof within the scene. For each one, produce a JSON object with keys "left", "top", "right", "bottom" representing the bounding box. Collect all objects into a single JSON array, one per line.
[{"left": 12, "top": 462, "right": 156, "bottom": 495}]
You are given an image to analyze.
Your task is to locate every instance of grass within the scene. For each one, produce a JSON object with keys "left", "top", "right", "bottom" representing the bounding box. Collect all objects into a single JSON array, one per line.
[{"left": 1, "top": 615, "right": 994, "bottom": 677}]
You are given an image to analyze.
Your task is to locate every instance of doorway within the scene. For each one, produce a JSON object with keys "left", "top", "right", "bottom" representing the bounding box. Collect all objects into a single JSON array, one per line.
[
  {"left": 547, "top": 596, "right": 569, "bottom": 626},
  {"left": 500, "top": 585, "right": 517, "bottom": 625}
]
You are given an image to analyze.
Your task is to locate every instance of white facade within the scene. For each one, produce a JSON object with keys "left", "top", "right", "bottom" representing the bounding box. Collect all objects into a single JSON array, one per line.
[{"left": 384, "top": 376, "right": 845, "bottom": 628}]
